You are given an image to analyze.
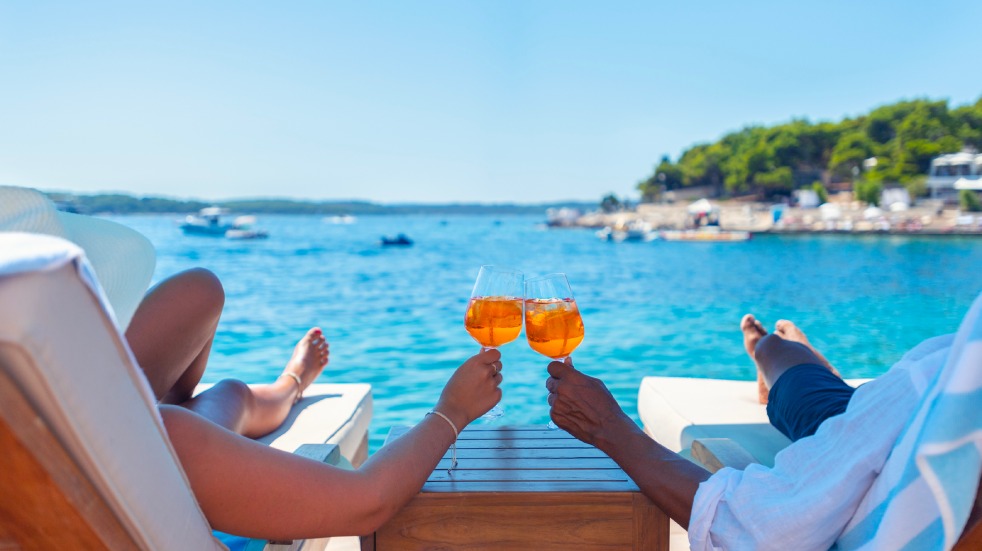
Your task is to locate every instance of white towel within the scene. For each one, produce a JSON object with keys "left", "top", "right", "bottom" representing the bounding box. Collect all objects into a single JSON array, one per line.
[{"left": 837, "top": 292, "right": 982, "bottom": 550}]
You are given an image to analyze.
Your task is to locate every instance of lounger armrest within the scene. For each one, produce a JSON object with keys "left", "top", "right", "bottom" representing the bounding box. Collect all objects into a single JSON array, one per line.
[
  {"left": 292, "top": 443, "right": 342, "bottom": 466},
  {"left": 691, "top": 438, "right": 759, "bottom": 473}
]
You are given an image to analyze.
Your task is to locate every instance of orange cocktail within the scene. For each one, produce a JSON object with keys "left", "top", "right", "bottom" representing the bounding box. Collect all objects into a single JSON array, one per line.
[
  {"left": 465, "top": 296, "right": 523, "bottom": 348},
  {"left": 524, "top": 298, "right": 584, "bottom": 359}
]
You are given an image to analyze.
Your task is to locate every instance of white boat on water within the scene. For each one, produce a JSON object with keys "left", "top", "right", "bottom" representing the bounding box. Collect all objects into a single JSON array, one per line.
[
  {"left": 180, "top": 207, "right": 269, "bottom": 239},
  {"left": 546, "top": 207, "right": 582, "bottom": 227},
  {"left": 659, "top": 227, "right": 750, "bottom": 242},
  {"left": 597, "top": 219, "right": 655, "bottom": 242},
  {"left": 325, "top": 214, "right": 357, "bottom": 224}
]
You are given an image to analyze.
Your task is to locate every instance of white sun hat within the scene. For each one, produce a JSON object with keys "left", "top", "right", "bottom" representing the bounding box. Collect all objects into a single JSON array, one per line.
[{"left": 0, "top": 185, "right": 155, "bottom": 330}]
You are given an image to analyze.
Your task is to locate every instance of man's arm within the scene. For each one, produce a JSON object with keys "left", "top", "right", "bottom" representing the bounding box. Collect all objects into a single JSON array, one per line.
[{"left": 547, "top": 360, "right": 710, "bottom": 529}]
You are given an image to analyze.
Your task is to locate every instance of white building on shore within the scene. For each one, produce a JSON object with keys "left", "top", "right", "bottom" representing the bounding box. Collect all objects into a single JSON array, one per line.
[{"left": 926, "top": 150, "right": 982, "bottom": 201}]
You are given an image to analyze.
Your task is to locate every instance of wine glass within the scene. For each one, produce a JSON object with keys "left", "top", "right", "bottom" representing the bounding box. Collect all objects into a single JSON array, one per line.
[
  {"left": 524, "top": 273, "right": 585, "bottom": 428},
  {"left": 464, "top": 265, "right": 524, "bottom": 420}
]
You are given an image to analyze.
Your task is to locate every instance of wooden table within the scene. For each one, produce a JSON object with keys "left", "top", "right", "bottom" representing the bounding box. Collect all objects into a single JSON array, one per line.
[{"left": 371, "top": 425, "right": 668, "bottom": 550}]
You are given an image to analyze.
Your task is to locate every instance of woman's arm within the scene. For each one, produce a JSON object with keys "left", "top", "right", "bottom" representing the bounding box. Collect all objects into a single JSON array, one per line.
[{"left": 163, "top": 348, "right": 502, "bottom": 539}]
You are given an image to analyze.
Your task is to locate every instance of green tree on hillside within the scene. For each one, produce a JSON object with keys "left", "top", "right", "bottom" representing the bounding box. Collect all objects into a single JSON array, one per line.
[
  {"left": 961, "top": 190, "right": 982, "bottom": 212},
  {"left": 812, "top": 181, "right": 829, "bottom": 204},
  {"left": 638, "top": 96, "right": 982, "bottom": 203},
  {"left": 600, "top": 193, "right": 622, "bottom": 213},
  {"left": 854, "top": 180, "right": 883, "bottom": 206}
]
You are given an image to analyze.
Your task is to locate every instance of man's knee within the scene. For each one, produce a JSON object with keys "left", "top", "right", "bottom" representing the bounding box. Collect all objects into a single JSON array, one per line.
[{"left": 755, "top": 335, "right": 819, "bottom": 380}]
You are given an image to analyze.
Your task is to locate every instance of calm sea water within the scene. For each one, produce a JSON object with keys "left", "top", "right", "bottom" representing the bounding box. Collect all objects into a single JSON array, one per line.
[{"left": 112, "top": 214, "right": 982, "bottom": 451}]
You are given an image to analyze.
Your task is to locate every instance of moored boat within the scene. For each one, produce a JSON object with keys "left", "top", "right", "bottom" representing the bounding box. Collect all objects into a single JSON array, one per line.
[
  {"left": 180, "top": 208, "right": 269, "bottom": 239},
  {"left": 597, "top": 219, "right": 655, "bottom": 242},
  {"left": 381, "top": 233, "right": 413, "bottom": 246},
  {"left": 660, "top": 227, "right": 751, "bottom": 242}
]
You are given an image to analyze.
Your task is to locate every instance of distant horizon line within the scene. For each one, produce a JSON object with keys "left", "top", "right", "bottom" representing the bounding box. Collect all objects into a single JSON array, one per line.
[{"left": 43, "top": 189, "right": 607, "bottom": 208}]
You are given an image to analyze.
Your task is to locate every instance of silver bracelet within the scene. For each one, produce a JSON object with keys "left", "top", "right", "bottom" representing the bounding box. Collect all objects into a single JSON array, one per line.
[{"left": 426, "top": 410, "right": 458, "bottom": 474}]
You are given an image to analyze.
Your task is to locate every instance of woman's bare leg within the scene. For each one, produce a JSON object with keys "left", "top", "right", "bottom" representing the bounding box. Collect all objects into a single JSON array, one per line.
[
  {"left": 127, "top": 268, "right": 329, "bottom": 438},
  {"left": 182, "top": 328, "right": 329, "bottom": 438},
  {"left": 126, "top": 268, "right": 224, "bottom": 403}
]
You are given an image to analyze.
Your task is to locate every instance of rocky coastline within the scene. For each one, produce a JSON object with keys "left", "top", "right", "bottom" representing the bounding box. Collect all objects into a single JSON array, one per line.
[{"left": 562, "top": 199, "right": 982, "bottom": 237}]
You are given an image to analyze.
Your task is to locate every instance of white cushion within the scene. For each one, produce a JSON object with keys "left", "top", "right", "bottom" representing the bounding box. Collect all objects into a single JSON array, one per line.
[
  {"left": 258, "top": 383, "right": 372, "bottom": 464},
  {"left": 638, "top": 376, "right": 871, "bottom": 467}
]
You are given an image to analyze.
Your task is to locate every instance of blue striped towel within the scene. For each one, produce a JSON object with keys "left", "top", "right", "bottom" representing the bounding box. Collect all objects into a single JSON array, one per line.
[{"left": 836, "top": 292, "right": 982, "bottom": 550}]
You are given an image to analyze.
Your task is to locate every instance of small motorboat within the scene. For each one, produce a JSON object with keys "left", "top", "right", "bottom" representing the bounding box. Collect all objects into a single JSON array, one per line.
[
  {"left": 180, "top": 208, "right": 269, "bottom": 239},
  {"left": 596, "top": 220, "right": 655, "bottom": 242},
  {"left": 381, "top": 233, "right": 413, "bottom": 247},
  {"left": 659, "top": 227, "right": 751, "bottom": 242}
]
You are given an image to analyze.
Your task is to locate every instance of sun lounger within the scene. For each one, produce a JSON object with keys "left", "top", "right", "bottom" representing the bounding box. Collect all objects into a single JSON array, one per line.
[
  {"left": 637, "top": 337, "right": 982, "bottom": 548},
  {"left": 0, "top": 233, "right": 372, "bottom": 550},
  {"left": 637, "top": 375, "right": 870, "bottom": 467}
]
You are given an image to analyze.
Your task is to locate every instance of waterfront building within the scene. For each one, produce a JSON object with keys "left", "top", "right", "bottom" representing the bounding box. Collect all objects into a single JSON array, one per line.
[{"left": 926, "top": 150, "right": 982, "bottom": 201}]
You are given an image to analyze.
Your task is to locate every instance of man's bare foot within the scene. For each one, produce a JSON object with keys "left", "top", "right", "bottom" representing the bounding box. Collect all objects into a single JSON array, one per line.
[
  {"left": 773, "top": 320, "right": 839, "bottom": 377},
  {"left": 741, "top": 314, "right": 767, "bottom": 359},
  {"left": 740, "top": 314, "right": 771, "bottom": 404},
  {"left": 282, "top": 327, "right": 330, "bottom": 399}
]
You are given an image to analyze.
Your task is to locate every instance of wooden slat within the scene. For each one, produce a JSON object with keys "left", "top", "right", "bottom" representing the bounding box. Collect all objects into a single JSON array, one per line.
[
  {"left": 425, "top": 468, "right": 631, "bottom": 483},
  {"left": 420, "top": 480, "right": 644, "bottom": 493},
  {"left": 435, "top": 456, "right": 620, "bottom": 470},
  {"left": 386, "top": 425, "right": 579, "bottom": 442},
  {"left": 443, "top": 446, "right": 609, "bottom": 459},
  {"left": 691, "top": 438, "right": 758, "bottom": 473}
]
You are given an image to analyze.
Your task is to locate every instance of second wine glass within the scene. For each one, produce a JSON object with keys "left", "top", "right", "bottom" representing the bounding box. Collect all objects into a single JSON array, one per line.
[
  {"left": 525, "top": 273, "right": 585, "bottom": 429},
  {"left": 464, "top": 265, "right": 524, "bottom": 420},
  {"left": 524, "top": 273, "right": 584, "bottom": 361}
]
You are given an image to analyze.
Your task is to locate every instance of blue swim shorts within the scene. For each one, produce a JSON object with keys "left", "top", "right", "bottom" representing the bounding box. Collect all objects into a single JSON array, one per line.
[{"left": 766, "top": 363, "right": 856, "bottom": 442}]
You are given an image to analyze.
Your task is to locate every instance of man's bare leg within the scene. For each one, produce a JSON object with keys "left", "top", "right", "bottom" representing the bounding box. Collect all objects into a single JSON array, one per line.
[
  {"left": 741, "top": 314, "right": 770, "bottom": 403},
  {"left": 774, "top": 319, "right": 840, "bottom": 377},
  {"left": 741, "top": 314, "right": 840, "bottom": 404}
]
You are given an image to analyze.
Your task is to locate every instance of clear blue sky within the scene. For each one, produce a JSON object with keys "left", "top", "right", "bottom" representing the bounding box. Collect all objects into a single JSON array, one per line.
[{"left": 1, "top": 1, "right": 980, "bottom": 204}]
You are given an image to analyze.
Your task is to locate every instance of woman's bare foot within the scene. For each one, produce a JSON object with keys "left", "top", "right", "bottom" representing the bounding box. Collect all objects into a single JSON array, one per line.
[
  {"left": 741, "top": 314, "right": 770, "bottom": 404},
  {"left": 281, "top": 327, "right": 330, "bottom": 400},
  {"left": 773, "top": 320, "right": 839, "bottom": 377}
]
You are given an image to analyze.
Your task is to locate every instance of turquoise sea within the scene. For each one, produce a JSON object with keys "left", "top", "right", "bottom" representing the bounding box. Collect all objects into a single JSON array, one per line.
[{"left": 114, "top": 214, "right": 982, "bottom": 451}]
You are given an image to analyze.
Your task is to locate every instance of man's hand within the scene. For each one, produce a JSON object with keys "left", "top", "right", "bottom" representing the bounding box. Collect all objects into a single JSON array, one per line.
[
  {"left": 546, "top": 358, "right": 634, "bottom": 450},
  {"left": 546, "top": 357, "right": 711, "bottom": 530}
]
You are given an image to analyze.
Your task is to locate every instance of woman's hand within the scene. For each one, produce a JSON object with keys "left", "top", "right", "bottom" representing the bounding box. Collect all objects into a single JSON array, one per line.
[{"left": 435, "top": 348, "right": 503, "bottom": 431}]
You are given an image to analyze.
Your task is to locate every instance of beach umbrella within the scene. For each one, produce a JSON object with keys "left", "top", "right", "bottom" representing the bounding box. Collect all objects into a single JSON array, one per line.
[
  {"left": 819, "top": 203, "right": 841, "bottom": 221},
  {"left": 863, "top": 206, "right": 883, "bottom": 220},
  {"left": 687, "top": 198, "right": 715, "bottom": 214}
]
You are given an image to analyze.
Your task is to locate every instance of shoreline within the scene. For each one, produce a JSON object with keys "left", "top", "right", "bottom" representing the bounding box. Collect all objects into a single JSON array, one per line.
[{"left": 562, "top": 200, "right": 982, "bottom": 237}]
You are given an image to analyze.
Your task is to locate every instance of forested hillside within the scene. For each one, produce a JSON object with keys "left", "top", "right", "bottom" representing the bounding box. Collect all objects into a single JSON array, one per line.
[{"left": 639, "top": 97, "right": 982, "bottom": 201}]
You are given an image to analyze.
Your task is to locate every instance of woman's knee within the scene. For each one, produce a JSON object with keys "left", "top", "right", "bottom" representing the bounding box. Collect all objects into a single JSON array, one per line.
[
  {"left": 211, "top": 379, "right": 255, "bottom": 408},
  {"left": 173, "top": 268, "right": 225, "bottom": 312}
]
